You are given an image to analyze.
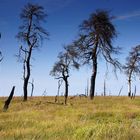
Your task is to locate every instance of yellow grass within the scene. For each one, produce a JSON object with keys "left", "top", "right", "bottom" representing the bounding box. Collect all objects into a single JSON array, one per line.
[{"left": 0, "top": 96, "right": 140, "bottom": 140}]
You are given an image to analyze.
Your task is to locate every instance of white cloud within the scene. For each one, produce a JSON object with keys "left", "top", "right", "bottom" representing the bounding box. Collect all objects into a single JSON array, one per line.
[{"left": 116, "top": 11, "right": 140, "bottom": 20}]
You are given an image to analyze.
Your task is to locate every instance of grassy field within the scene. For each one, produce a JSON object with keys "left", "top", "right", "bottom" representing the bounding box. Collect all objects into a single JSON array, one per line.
[{"left": 0, "top": 96, "right": 140, "bottom": 140}]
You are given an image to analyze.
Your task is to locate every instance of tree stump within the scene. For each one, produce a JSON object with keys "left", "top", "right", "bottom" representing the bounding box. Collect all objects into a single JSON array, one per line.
[{"left": 3, "top": 86, "right": 15, "bottom": 111}]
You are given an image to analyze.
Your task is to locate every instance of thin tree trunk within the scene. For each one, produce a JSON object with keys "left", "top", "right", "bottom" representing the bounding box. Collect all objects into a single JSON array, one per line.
[
  {"left": 30, "top": 79, "right": 34, "bottom": 97},
  {"left": 103, "top": 79, "right": 106, "bottom": 96},
  {"left": 128, "top": 76, "right": 131, "bottom": 97},
  {"left": 56, "top": 79, "right": 63, "bottom": 103},
  {"left": 64, "top": 78, "right": 68, "bottom": 105},
  {"left": 3, "top": 86, "right": 15, "bottom": 111},
  {"left": 118, "top": 86, "right": 123, "bottom": 96},
  {"left": 23, "top": 80, "right": 28, "bottom": 101},
  {"left": 90, "top": 57, "right": 97, "bottom": 100},
  {"left": 90, "top": 42, "right": 98, "bottom": 100},
  {"left": 23, "top": 47, "right": 32, "bottom": 101},
  {"left": 86, "top": 78, "right": 89, "bottom": 96},
  {"left": 134, "top": 85, "right": 136, "bottom": 99}
]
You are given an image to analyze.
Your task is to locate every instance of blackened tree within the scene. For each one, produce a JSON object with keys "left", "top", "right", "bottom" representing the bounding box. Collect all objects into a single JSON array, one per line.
[
  {"left": 16, "top": 3, "right": 48, "bottom": 101},
  {"left": 50, "top": 46, "right": 79, "bottom": 104},
  {"left": 0, "top": 33, "right": 3, "bottom": 62},
  {"left": 123, "top": 45, "right": 140, "bottom": 97},
  {"left": 71, "top": 10, "right": 121, "bottom": 99}
]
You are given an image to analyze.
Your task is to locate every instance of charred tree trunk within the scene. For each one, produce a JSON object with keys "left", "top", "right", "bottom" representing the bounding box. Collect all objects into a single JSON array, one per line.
[
  {"left": 0, "top": 51, "right": 3, "bottom": 62},
  {"left": 90, "top": 42, "right": 98, "bottom": 100},
  {"left": 128, "top": 76, "right": 131, "bottom": 97},
  {"left": 23, "top": 47, "right": 32, "bottom": 101},
  {"left": 3, "top": 86, "right": 15, "bottom": 111},
  {"left": 0, "top": 33, "right": 3, "bottom": 62},
  {"left": 90, "top": 56, "right": 97, "bottom": 100},
  {"left": 64, "top": 77, "right": 68, "bottom": 105}
]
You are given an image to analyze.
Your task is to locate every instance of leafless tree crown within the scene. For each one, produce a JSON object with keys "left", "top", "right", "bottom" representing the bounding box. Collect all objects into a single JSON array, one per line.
[{"left": 124, "top": 45, "right": 140, "bottom": 77}]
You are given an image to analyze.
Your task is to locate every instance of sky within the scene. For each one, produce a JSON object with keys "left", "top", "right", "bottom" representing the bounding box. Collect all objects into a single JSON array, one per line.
[{"left": 0, "top": 0, "right": 140, "bottom": 97}]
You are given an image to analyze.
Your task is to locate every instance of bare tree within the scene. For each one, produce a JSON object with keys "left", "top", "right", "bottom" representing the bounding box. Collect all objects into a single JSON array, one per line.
[
  {"left": 123, "top": 45, "right": 140, "bottom": 97},
  {"left": 103, "top": 79, "right": 106, "bottom": 96},
  {"left": 56, "top": 79, "right": 63, "bottom": 102},
  {"left": 85, "top": 78, "right": 89, "bottom": 96},
  {"left": 50, "top": 46, "right": 79, "bottom": 104},
  {"left": 70, "top": 10, "right": 121, "bottom": 99},
  {"left": 133, "top": 85, "right": 136, "bottom": 99},
  {"left": 0, "top": 33, "right": 3, "bottom": 62},
  {"left": 16, "top": 3, "right": 48, "bottom": 101},
  {"left": 29, "top": 79, "right": 34, "bottom": 97}
]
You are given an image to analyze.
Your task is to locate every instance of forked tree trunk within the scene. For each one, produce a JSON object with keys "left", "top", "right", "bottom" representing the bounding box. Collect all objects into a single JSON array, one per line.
[
  {"left": 23, "top": 15, "right": 33, "bottom": 101},
  {"left": 3, "top": 86, "right": 15, "bottom": 111},
  {"left": 64, "top": 78, "right": 68, "bottom": 105},
  {"left": 90, "top": 57, "right": 97, "bottom": 100},
  {"left": 128, "top": 76, "right": 131, "bottom": 97}
]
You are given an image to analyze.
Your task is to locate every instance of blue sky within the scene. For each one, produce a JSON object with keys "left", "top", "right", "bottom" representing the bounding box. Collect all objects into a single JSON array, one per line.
[{"left": 0, "top": 0, "right": 140, "bottom": 96}]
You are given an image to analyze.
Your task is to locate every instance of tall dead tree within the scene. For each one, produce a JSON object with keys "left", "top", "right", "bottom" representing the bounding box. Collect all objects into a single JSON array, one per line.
[
  {"left": 16, "top": 3, "right": 48, "bottom": 101},
  {"left": 134, "top": 85, "right": 136, "bottom": 98},
  {"left": 103, "top": 79, "right": 106, "bottom": 96},
  {"left": 70, "top": 10, "right": 121, "bottom": 99},
  {"left": 0, "top": 33, "right": 3, "bottom": 62},
  {"left": 85, "top": 78, "right": 89, "bottom": 96},
  {"left": 56, "top": 79, "right": 63, "bottom": 102},
  {"left": 50, "top": 46, "right": 79, "bottom": 105},
  {"left": 123, "top": 45, "right": 140, "bottom": 97},
  {"left": 0, "top": 52, "right": 2, "bottom": 62},
  {"left": 29, "top": 79, "right": 34, "bottom": 97}
]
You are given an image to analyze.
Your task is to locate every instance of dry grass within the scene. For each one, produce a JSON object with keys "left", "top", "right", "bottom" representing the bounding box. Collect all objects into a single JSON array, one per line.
[{"left": 0, "top": 96, "right": 140, "bottom": 140}]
